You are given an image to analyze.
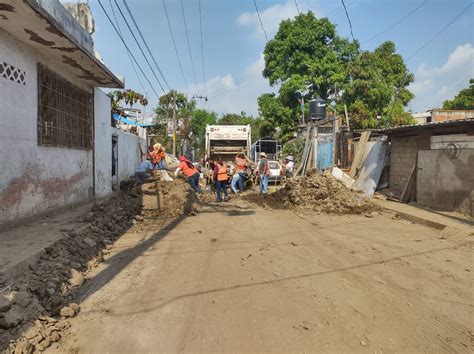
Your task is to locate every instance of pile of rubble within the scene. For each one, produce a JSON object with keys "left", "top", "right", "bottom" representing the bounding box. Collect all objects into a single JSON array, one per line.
[
  {"left": 247, "top": 172, "right": 378, "bottom": 214},
  {"left": 1, "top": 176, "right": 199, "bottom": 353}
]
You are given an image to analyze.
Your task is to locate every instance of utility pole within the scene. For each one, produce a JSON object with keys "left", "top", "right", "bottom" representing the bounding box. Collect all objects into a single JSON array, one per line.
[{"left": 172, "top": 91, "right": 177, "bottom": 157}]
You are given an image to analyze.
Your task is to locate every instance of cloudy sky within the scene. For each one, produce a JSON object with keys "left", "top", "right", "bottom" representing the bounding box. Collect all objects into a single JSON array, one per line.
[{"left": 88, "top": 0, "right": 473, "bottom": 116}]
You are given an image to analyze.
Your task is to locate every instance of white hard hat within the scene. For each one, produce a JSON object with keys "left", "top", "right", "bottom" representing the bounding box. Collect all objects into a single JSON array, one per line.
[
  {"left": 286, "top": 155, "right": 294, "bottom": 161},
  {"left": 260, "top": 152, "right": 266, "bottom": 157}
]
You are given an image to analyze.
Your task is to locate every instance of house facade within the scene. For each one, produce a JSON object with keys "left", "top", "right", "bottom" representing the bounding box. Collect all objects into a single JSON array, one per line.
[{"left": 0, "top": 0, "right": 144, "bottom": 226}]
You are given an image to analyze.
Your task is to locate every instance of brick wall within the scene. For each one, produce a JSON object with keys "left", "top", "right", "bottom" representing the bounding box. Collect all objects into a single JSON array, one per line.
[{"left": 389, "top": 134, "right": 431, "bottom": 195}]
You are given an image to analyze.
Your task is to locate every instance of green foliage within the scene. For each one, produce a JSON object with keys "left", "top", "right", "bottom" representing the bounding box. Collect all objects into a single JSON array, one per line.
[
  {"left": 443, "top": 79, "right": 474, "bottom": 110},
  {"left": 108, "top": 89, "right": 148, "bottom": 111},
  {"left": 190, "top": 109, "right": 218, "bottom": 156},
  {"left": 258, "top": 12, "right": 358, "bottom": 141},
  {"left": 342, "top": 41, "right": 414, "bottom": 129},
  {"left": 282, "top": 136, "right": 305, "bottom": 164},
  {"left": 258, "top": 12, "right": 415, "bottom": 136}
]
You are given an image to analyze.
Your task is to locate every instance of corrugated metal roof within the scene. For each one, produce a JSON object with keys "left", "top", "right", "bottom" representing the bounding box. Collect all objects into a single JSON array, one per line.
[{"left": 370, "top": 118, "right": 474, "bottom": 134}]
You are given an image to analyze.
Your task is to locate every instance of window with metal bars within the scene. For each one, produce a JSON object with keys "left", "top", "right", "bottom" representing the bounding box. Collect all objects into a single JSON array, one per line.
[{"left": 37, "top": 63, "right": 93, "bottom": 149}]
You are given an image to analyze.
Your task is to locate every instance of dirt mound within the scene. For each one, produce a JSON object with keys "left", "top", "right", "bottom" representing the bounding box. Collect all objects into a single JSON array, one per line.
[
  {"left": 246, "top": 172, "right": 378, "bottom": 214},
  {"left": 1, "top": 179, "right": 197, "bottom": 353}
]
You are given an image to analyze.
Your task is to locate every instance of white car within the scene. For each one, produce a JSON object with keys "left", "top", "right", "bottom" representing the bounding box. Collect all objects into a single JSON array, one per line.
[{"left": 256, "top": 160, "right": 283, "bottom": 183}]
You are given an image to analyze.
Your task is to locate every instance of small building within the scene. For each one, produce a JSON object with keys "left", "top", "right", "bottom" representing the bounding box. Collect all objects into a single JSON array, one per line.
[
  {"left": 376, "top": 119, "right": 474, "bottom": 216},
  {"left": 0, "top": 0, "right": 145, "bottom": 226},
  {"left": 412, "top": 109, "right": 474, "bottom": 124}
]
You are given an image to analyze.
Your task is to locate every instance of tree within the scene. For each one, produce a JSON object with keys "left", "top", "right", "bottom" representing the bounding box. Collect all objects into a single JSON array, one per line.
[
  {"left": 108, "top": 89, "right": 148, "bottom": 111},
  {"left": 258, "top": 12, "right": 358, "bottom": 140},
  {"left": 443, "top": 79, "right": 474, "bottom": 110},
  {"left": 342, "top": 41, "right": 415, "bottom": 129},
  {"left": 190, "top": 109, "right": 218, "bottom": 157},
  {"left": 151, "top": 90, "right": 196, "bottom": 152}
]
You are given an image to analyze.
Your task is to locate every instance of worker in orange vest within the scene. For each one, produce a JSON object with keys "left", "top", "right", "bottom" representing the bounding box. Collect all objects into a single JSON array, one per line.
[
  {"left": 174, "top": 156, "right": 201, "bottom": 193},
  {"left": 213, "top": 160, "right": 229, "bottom": 202},
  {"left": 231, "top": 153, "right": 249, "bottom": 194}
]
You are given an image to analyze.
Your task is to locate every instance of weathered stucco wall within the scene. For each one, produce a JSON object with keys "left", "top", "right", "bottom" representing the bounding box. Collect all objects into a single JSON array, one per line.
[
  {"left": 111, "top": 128, "right": 146, "bottom": 184},
  {"left": 417, "top": 149, "right": 474, "bottom": 216},
  {"left": 94, "top": 89, "right": 112, "bottom": 198},
  {"left": 0, "top": 29, "right": 93, "bottom": 225},
  {"left": 389, "top": 134, "right": 430, "bottom": 195}
]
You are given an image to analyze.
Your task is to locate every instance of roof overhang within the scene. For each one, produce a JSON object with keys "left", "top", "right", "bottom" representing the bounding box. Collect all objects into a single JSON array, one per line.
[
  {"left": 371, "top": 118, "right": 474, "bottom": 136},
  {"left": 0, "top": 0, "right": 123, "bottom": 88}
]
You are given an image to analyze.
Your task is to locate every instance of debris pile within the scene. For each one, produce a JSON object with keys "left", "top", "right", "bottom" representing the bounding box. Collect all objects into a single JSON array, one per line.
[{"left": 247, "top": 172, "right": 378, "bottom": 214}]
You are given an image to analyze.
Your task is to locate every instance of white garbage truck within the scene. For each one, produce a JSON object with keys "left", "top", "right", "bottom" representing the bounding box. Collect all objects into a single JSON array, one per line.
[{"left": 205, "top": 125, "right": 251, "bottom": 161}]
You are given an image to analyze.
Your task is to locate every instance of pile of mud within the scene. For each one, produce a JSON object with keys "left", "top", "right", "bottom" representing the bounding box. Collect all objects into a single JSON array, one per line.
[
  {"left": 246, "top": 172, "right": 378, "bottom": 214},
  {"left": 1, "top": 178, "right": 196, "bottom": 353}
]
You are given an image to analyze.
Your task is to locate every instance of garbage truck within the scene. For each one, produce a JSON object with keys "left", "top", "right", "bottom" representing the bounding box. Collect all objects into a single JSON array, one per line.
[{"left": 205, "top": 125, "right": 251, "bottom": 161}]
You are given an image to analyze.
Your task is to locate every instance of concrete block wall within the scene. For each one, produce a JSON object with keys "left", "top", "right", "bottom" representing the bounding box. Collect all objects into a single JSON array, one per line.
[
  {"left": 389, "top": 134, "right": 430, "bottom": 195},
  {"left": 417, "top": 149, "right": 474, "bottom": 216},
  {"left": 0, "top": 29, "right": 93, "bottom": 225}
]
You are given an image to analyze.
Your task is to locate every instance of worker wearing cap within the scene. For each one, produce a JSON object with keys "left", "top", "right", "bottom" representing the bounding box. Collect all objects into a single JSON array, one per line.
[
  {"left": 175, "top": 156, "right": 201, "bottom": 193},
  {"left": 213, "top": 160, "right": 229, "bottom": 202},
  {"left": 258, "top": 152, "right": 270, "bottom": 194},
  {"left": 285, "top": 155, "right": 295, "bottom": 178}
]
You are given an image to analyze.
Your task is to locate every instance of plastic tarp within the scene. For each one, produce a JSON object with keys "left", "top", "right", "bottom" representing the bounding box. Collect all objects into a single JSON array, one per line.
[{"left": 113, "top": 113, "right": 155, "bottom": 127}]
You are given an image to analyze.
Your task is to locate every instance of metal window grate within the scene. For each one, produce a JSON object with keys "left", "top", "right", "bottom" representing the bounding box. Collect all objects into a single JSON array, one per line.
[
  {"left": 37, "top": 63, "right": 92, "bottom": 149},
  {"left": 0, "top": 61, "right": 26, "bottom": 85}
]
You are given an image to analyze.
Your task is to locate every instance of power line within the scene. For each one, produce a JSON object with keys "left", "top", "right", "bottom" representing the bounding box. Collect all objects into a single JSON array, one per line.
[
  {"left": 198, "top": 0, "right": 206, "bottom": 95},
  {"left": 407, "top": 2, "right": 472, "bottom": 61},
  {"left": 294, "top": 0, "right": 300, "bottom": 14},
  {"left": 122, "top": 0, "right": 171, "bottom": 90},
  {"left": 162, "top": 0, "right": 190, "bottom": 96},
  {"left": 180, "top": 0, "right": 199, "bottom": 93},
  {"left": 327, "top": 0, "right": 357, "bottom": 18},
  {"left": 254, "top": 0, "right": 268, "bottom": 42},
  {"left": 108, "top": 0, "right": 148, "bottom": 96},
  {"left": 112, "top": 0, "right": 166, "bottom": 94},
  {"left": 362, "top": 0, "right": 428, "bottom": 44},
  {"left": 389, "top": 3, "right": 472, "bottom": 121},
  {"left": 340, "top": 0, "right": 357, "bottom": 43},
  {"left": 97, "top": 0, "right": 160, "bottom": 99}
]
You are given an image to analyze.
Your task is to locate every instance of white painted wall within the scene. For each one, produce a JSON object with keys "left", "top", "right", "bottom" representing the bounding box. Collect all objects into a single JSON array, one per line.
[
  {"left": 94, "top": 88, "right": 113, "bottom": 198},
  {"left": 111, "top": 128, "right": 146, "bottom": 183},
  {"left": 0, "top": 29, "right": 93, "bottom": 225}
]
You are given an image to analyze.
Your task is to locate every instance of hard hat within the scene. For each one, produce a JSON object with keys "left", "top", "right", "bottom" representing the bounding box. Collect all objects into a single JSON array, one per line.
[
  {"left": 153, "top": 143, "right": 161, "bottom": 149},
  {"left": 286, "top": 155, "right": 294, "bottom": 161},
  {"left": 179, "top": 156, "right": 186, "bottom": 162},
  {"left": 260, "top": 152, "right": 266, "bottom": 157}
]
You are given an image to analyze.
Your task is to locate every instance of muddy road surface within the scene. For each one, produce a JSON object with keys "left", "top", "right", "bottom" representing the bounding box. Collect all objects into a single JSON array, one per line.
[{"left": 48, "top": 198, "right": 473, "bottom": 353}]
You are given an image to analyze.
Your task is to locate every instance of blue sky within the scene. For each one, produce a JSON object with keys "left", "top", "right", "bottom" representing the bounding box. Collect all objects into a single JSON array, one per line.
[{"left": 87, "top": 0, "right": 473, "bottom": 117}]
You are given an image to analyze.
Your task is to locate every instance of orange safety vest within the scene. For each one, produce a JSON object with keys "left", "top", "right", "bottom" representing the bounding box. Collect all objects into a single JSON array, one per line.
[
  {"left": 217, "top": 164, "right": 228, "bottom": 181},
  {"left": 235, "top": 157, "right": 247, "bottom": 172},
  {"left": 179, "top": 161, "right": 198, "bottom": 177}
]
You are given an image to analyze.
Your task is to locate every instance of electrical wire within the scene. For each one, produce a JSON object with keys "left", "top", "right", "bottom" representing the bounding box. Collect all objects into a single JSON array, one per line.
[
  {"left": 327, "top": 0, "right": 357, "bottom": 18},
  {"left": 180, "top": 0, "right": 199, "bottom": 93},
  {"left": 97, "top": 0, "right": 160, "bottom": 99},
  {"left": 108, "top": 0, "right": 148, "bottom": 97},
  {"left": 362, "top": 0, "right": 428, "bottom": 44},
  {"left": 389, "top": 3, "right": 473, "bottom": 122},
  {"left": 254, "top": 0, "right": 269, "bottom": 42},
  {"left": 112, "top": 0, "right": 166, "bottom": 94},
  {"left": 198, "top": 0, "right": 206, "bottom": 95},
  {"left": 122, "top": 0, "right": 171, "bottom": 90},
  {"left": 340, "top": 0, "right": 357, "bottom": 43},
  {"left": 406, "top": 2, "right": 472, "bottom": 61},
  {"left": 162, "top": 0, "right": 190, "bottom": 96},
  {"left": 294, "top": 0, "right": 300, "bottom": 14}
]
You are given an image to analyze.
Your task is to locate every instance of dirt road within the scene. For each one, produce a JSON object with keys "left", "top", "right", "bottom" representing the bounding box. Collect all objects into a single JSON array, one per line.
[{"left": 48, "top": 198, "right": 473, "bottom": 353}]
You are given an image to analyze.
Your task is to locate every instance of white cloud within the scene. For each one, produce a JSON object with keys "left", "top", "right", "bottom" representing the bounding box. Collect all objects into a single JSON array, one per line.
[
  {"left": 236, "top": 0, "right": 322, "bottom": 40},
  {"left": 409, "top": 43, "right": 474, "bottom": 111},
  {"left": 194, "top": 53, "right": 276, "bottom": 116}
]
